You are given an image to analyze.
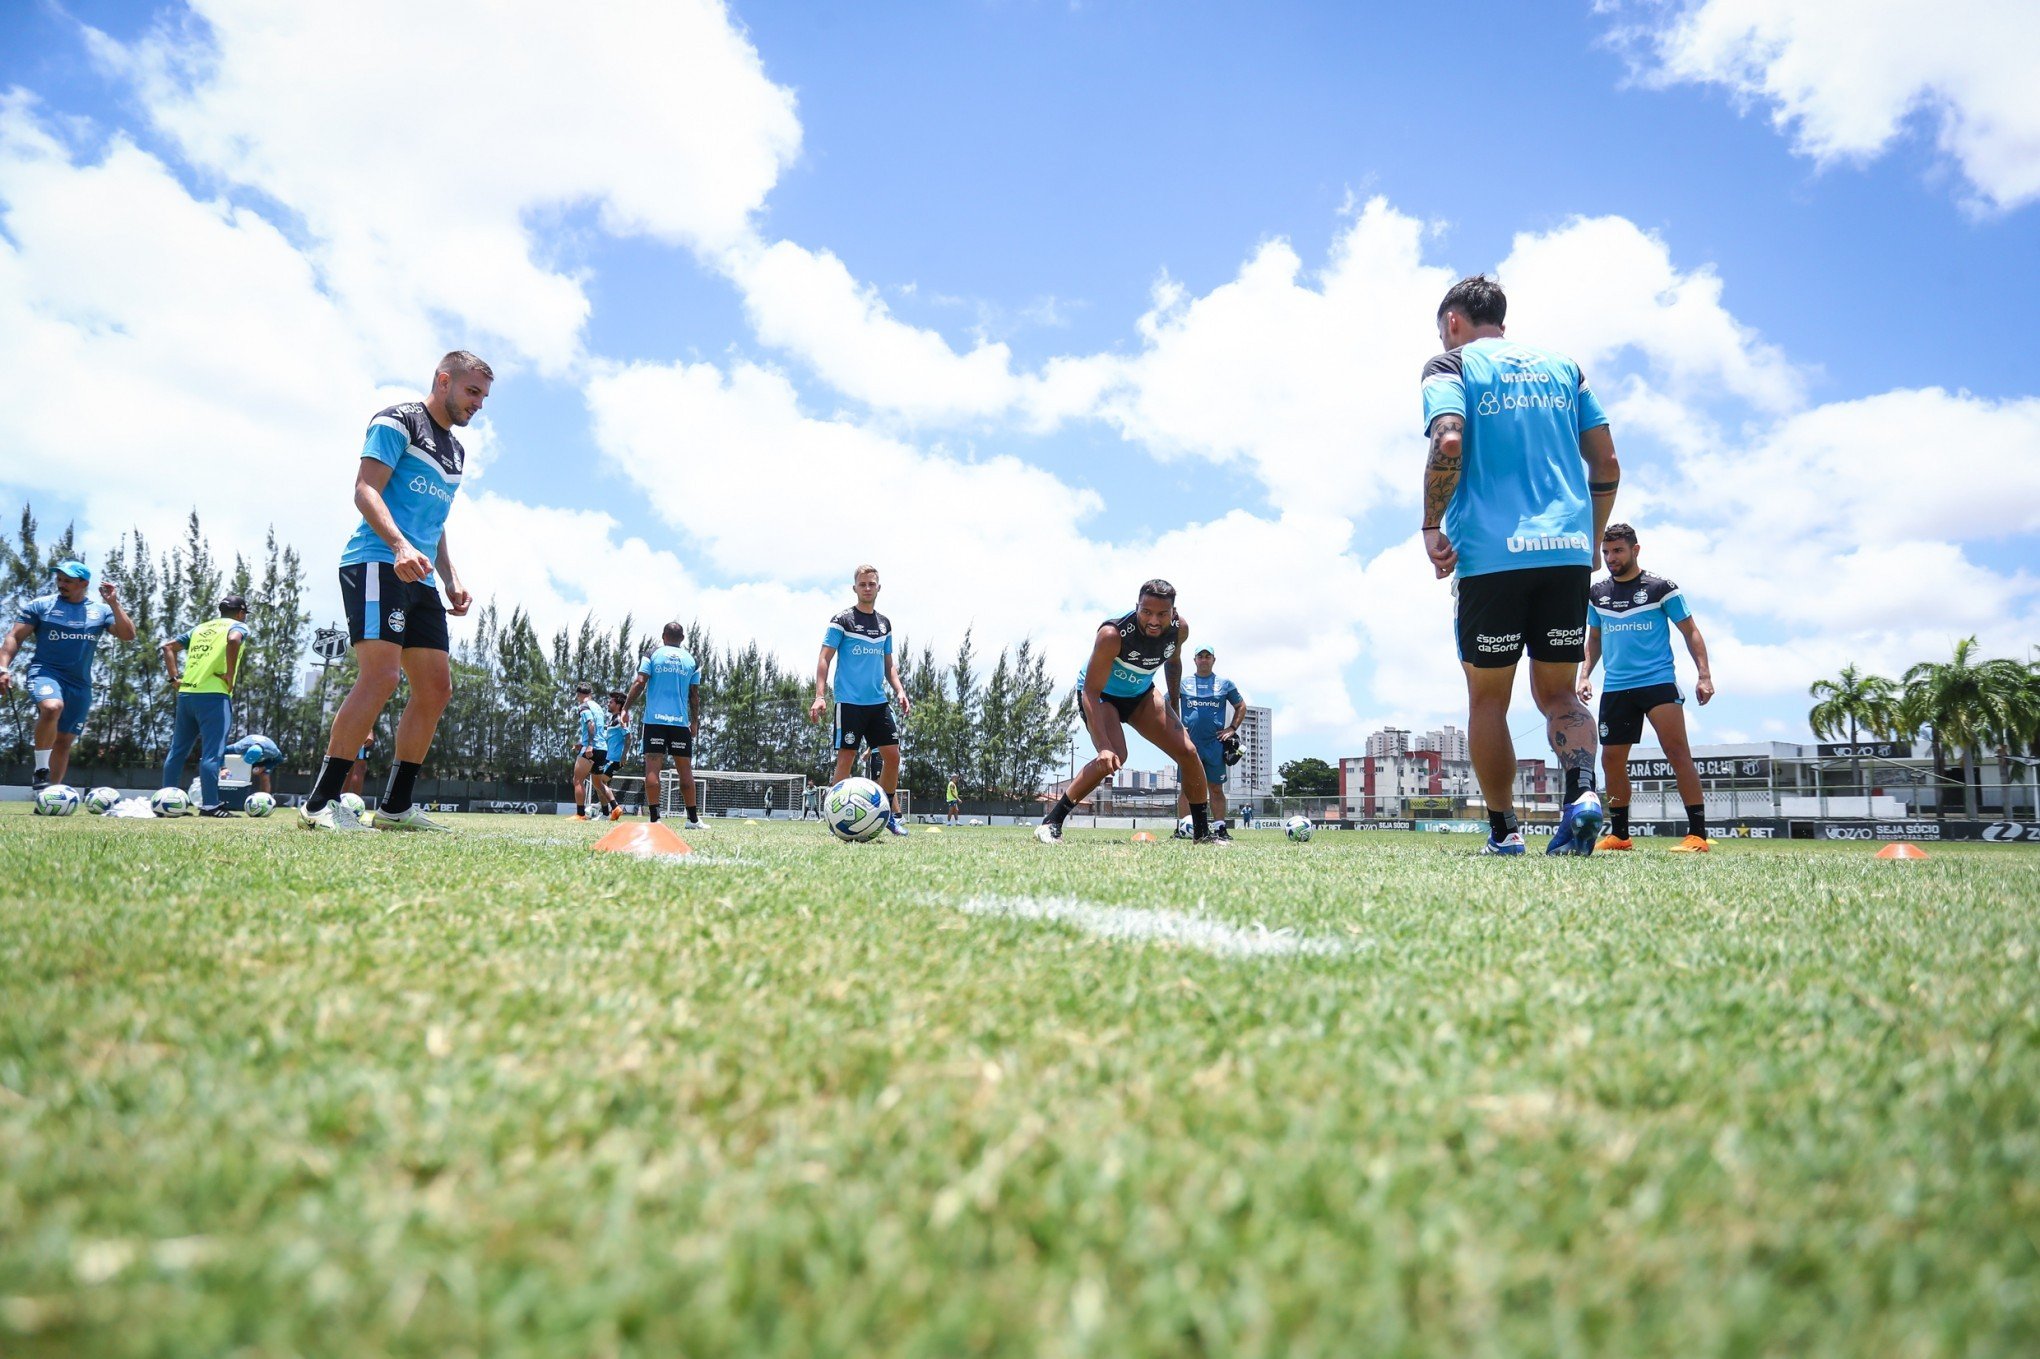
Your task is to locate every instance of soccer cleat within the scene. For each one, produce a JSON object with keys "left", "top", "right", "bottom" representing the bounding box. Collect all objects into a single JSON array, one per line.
[
  {"left": 608, "top": 805, "right": 624, "bottom": 822},
  {"left": 373, "top": 804, "right": 452, "bottom": 833},
  {"left": 299, "top": 801, "right": 369, "bottom": 832},
  {"left": 199, "top": 806, "right": 237, "bottom": 819},
  {"left": 31, "top": 771, "right": 50, "bottom": 792},
  {"left": 1547, "top": 790, "right": 1605, "bottom": 856},
  {"left": 1034, "top": 821, "right": 1063, "bottom": 845},
  {"left": 1668, "top": 834, "right": 1713, "bottom": 853},
  {"left": 569, "top": 813, "right": 590, "bottom": 822},
  {"left": 1211, "top": 821, "right": 1232, "bottom": 842},
  {"left": 1481, "top": 832, "right": 1527, "bottom": 856},
  {"left": 684, "top": 818, "right": 705, "bottom": 832},
  {"left": 1193, "top": 833, "right": 1233, "bottom": 847},
  {"left": 886, "top": 813, "right": 909, "bottom": 837},
  {"left": 1595, "top": 834, "right": 1634, "bottom": 852}
]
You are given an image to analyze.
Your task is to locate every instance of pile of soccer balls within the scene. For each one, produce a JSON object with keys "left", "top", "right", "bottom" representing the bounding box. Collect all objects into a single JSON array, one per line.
[{"left": 34, "top": 784, "right": 288, "bottom": 818}]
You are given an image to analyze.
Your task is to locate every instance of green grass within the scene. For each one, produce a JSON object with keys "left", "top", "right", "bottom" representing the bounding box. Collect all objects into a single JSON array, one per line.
[{"left": 3, "top": 808, "right": 2038, "bottom": 1357}]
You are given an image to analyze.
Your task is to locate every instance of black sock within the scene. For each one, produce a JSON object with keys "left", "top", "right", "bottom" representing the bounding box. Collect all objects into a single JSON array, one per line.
[
  {"left": 1611, "top": 805, "right": 1630, "bottom": 839},
  {"left": 649, "top": 803, "right": 661, "bottom": 821},
  {"left": 1190, "top": 801, "right": 1210, "bottom": 839},
  {"left": 383, "top": 761, "right": 421, "bottom": 815},
  {"left": 1565, "top": 765, "right": 1595, "bottom": 803},
  {"left": 1045, "top": 793, "right": 1073, "bottom": 828},
  {"left": 1686, "top": 804, "right": 1707, "bottom": 840},
  {"left": 306, "top": 756, "right": 354, "bottom": 812},
  {"left": 1489, "top": 809, "right": 1519, "bottom": 839},
  {"left": 685, "top": 803, "right": 697, "bottom": 822}
]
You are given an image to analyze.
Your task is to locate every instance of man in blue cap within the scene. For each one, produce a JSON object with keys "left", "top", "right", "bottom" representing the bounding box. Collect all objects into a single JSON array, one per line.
[
  {"left": 0, "top": 559, "right": 137, "bottom": 789},
  {"left": 226, "top": 732, "right": 284, "bottom": 795}
]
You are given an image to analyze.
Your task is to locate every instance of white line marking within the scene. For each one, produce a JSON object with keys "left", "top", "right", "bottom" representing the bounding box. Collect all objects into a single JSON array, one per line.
[{"left": 951, "top": 894, "right": 1348, "bottom": 959}]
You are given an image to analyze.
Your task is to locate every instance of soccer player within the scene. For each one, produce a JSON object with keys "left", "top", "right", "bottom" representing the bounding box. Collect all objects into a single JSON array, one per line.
[
  {"left": 1578, "top": 523, "right": 1717, "bottom": 852},
  {"left": 597, "top": 690, "right": 629, "bottom": 821},
  {"left": 1176, "top": 645, "right": 1245, "bottom": 841},
  {"left": 299, "top": 350, "right": 491, "bottom": 832},
  {"left": 807, "top": 565, "right": 912, "bottom": 837},
  {"left": 226, "top": 732, "right": 284, "bottom": 795},
  {"left": 1036, "top": 579, "right": 1219, "bottom": 845},
  {"left": 0, "top": 560, "right": 136, "bottom": 789},
  {"left": 946, "top": 774, "right": 961, "bottom": 825},
  {"left": 1421, "top": 276, "right": 1621, "bottom": 856},
  {"left": 625, "top": 621, "right": 704, "bottom": 829},
  {"left": 159, "top": 593, "right": 251, "bottom": 817},
  {"left": 569, "top": 681, "right": 611, "bottom": 821}
]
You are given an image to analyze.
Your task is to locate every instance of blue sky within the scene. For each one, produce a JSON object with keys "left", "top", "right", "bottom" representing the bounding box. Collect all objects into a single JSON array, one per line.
[{"left": 2, "top": 0, "right": 2037, "bottom": 770}]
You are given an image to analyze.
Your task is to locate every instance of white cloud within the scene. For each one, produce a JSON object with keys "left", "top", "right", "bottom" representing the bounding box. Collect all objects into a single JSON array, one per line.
[{"left": 1618, "top": 0, "right": 2040, "bottom": 210}]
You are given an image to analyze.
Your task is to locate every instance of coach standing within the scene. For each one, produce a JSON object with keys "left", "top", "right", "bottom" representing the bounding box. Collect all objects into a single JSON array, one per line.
[{"left": 160, "top": 593, "right": 250, "bottom": 817}]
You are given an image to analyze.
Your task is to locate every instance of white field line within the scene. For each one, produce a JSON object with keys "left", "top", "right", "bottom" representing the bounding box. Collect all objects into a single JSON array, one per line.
[{"left": 950, "top": 894, "right": 1351, "bottom": 959}]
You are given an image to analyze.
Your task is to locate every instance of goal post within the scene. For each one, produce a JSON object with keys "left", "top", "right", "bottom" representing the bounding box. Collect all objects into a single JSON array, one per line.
[{"left": 665, "top": 770, "right": 808, "bottom": 818}]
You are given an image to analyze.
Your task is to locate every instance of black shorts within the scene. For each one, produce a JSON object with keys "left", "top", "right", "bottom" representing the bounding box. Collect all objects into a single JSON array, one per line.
[
  {"left": 1454, "top": 566, "right": 1590, "bottom": 668},
  {"left": 1079, "top": 687, "right": 1150, "bottom": 724},
  {"left": 340, "top": 562, "right": 449, "bottom": 651},
  {"left": 581, "top": 752, "right": 612, "bottom": 776},
  {"left": 643, "top": 724, "right": 693, "bottom": 758},
  {"left": 1599, "top": 682, "right": 1684, "bottom": 746},
  {"left": 834, "top": 701, "right": 898, "bottom": 750}
]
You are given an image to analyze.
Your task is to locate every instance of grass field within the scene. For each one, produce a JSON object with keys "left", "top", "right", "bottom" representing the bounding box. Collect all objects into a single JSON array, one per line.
[{"left": 3, "top": 808, "right": 2038, "bottom": 1357}]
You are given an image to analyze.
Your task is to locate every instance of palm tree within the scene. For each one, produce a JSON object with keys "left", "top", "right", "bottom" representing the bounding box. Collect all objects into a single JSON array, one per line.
[
  {"left": 1808, "top": 664, "right": 1900, "bottom": 806},
  {"left": 1901, "top": 638, "right": 2030, "bottom": 821}
]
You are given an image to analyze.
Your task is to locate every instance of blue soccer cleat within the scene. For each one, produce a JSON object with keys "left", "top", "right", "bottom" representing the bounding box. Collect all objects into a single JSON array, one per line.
[
  {"left": 1547, "top": 790, "right": 1605, "bottom": 856},
  {"left": 1482, "top": 831, "right": 1527, "bottom": 856},
  {"left": 886, "top": 812, "right": 909, "bottom": 837}
]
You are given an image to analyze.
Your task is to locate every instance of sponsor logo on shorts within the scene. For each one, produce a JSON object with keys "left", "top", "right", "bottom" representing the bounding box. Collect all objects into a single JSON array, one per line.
[
  {"left": 1474, "top": 631, "right": 1522, "bottom": 654},
  {"left": 1546, "top": 626, "right": 1586, "bottom": 647},
  {"left": 1507, "top": 533, "right": 1591, "bottom": 553},
  {"left": 387, "top": 609, "right": 407, "bottom": 634},
  {"left": 1599, "top": 721, "right": 1610, "bottom": 738}
]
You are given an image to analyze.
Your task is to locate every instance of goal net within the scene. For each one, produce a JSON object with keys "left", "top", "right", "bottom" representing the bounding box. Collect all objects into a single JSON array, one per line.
[{"left": 662, "top": 769, "right": 808, "bottom": 818}]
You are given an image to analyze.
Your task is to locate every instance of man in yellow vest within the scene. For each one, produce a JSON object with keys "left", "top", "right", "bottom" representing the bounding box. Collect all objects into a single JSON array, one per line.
[{"left": 160, "top": 594, "right": 250, "bottom": 818}]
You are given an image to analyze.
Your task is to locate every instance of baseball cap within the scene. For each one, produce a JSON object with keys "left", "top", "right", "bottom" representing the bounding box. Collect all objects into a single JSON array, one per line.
[
  {"left": 218, "top": 593, "right": 250, "bottom": 613},
  {"left": 53, "top": 560, "right": 90, "bottom": 580},
  {"left": 1194, "top": 645, "right": 1215, "bottom": 658}
]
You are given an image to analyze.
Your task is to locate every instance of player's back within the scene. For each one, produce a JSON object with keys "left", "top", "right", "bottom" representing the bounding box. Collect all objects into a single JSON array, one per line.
[{"left": 641, "top": 646, "right": 698, "bottom": 725}]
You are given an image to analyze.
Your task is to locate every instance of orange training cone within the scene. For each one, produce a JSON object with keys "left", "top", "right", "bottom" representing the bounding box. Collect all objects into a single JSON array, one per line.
[
  {"left": 1875, "top": 842, "right": 1928, "bottom": 860},
  {"left": 1131, "top": 831, "right": 1156, "bottom": 843},
  {"left": 594, "top": 821, "right": 693, "bottom": 856}
]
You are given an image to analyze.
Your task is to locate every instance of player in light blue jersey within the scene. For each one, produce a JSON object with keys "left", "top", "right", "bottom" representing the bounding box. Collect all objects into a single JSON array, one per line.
[
  {"left": 809, "top": 565, "right": 912, "bottom": 836},
  {"left": 597, "top": 690, "right": 630, "bottom": 820},
  {"left": 1176, "top": 646, "right": 1245, "bottom": 839},
  {"left": 301, "top": 351, "right": 491, "bottom": 833},
  {"left": 0, "top": 559, "right": 136, "bottom": 789},
  {"left": 569, "top": 682, "right": 616, "bottom": 821},
  {"left": 1421, "top": 276, "right": 1621, "bottom": 857},
  {"left": 1579, "top": 523, "right": 1717, "bottom": 853},
  {"left": 626, "top": 621, "right": 705, "bottom": 828}
]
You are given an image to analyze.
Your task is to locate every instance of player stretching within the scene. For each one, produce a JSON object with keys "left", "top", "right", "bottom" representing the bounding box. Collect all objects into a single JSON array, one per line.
[
  {"left": 569, "top": 682, "right": 614, "bottom": 821},
  {"left": 1037, "top": 579, "right": 1219, "bottom": 845},
  {"left": 1421, "top": 276, "right": 1620, "bottom": 856},
  {"left": 0, "top": 560, "right": 136, "bottom": 789},
  {"left": 808, "top": 565, "right": 912, "bottom": 837},
  {"left": 1579, "top": 523, "right": 1717, "bottom": 852},
  {"left": 625, "top": 622, "right": 704, "bottom": 829},
  {"left": 1176, "top": 645, "right": 1244, "bottom": 841},
  {"left": 300, "top": 351, "right": 491, "bottom": 831}
]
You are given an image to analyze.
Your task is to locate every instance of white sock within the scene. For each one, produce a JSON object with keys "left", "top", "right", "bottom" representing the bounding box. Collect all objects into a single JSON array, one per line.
[{"left": 34, "top": 747, "right": 52, "bottom": 775}]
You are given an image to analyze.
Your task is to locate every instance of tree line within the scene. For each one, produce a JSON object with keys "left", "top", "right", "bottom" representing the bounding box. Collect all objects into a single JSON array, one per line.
[
  {"left": 1, "top": 506, "right": 1076, "bottom": 801},
  {"left": 1808, "top": 639, "right": 2040, "bottom": 819}
]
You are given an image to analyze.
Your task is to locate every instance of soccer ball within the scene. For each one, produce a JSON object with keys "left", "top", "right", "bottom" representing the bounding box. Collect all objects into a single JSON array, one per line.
[
  {"left": 35, "top": 784, "right": 81, "bottom": 816},
  {"left": 823, "top": 777, "right": 889, "bottom": 843},
  {"left": 151, "top": 786, "right": 190, "bottom": 818},
  {"left": 86, "top": 786, "right": 121, "bottom": 814},
  {"left": 244, "top": 791, "right": 276, "bottom": 818},
  {"left": 1284, "top": 815, "right": 1314, "bottom": 842},
  {"left": 338, "top": 792, "right": 366, "bottom": 815},
  {"left": 1173, "top": 815, "right": 1195, "bottom": 840}
]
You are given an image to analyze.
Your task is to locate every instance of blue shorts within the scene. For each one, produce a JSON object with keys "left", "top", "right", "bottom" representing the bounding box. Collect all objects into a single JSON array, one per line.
[
  {"left": 1191, "top": 734, "right": 1228, "bottom": 789},
  {"left": 27, "top": 673, "right": 92, "bottom": 735}
]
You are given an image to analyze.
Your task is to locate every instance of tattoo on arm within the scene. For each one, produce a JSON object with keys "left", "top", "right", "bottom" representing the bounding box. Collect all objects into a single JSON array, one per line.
[{"left": 1424, "top": 416, "right": 1465, "bottom": 528}]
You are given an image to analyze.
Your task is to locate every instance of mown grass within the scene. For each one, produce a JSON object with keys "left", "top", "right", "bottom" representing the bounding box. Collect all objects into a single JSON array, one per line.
[{"left": 2, "top": 808, "right": 2037, "bottom": 1357}]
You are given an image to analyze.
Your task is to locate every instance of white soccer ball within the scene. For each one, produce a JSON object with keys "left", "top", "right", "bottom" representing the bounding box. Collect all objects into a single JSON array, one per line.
[
  {"left": 244, "top": 791, "right": 276, "bottom": 818},
  {"left": 86, "top": 786, "right": 121, "bottom": 814},
  {"left": 151, "top": 786, "right": 190, "bottom": 818},
  {"left": 337, "top": 792, "right": 366, "bottom": 816},
  {"left": 35, "top": 784, "right": 81, "bottom": 817},
  {"left": 1173, "top": 815, "right": 1195, "bottom": 840},
  {"left": 1285, "top": 814, "right": 1315, "bottom": 842},
  {"left": 823, "top": 777, "right": 889, "bottom": 843}
]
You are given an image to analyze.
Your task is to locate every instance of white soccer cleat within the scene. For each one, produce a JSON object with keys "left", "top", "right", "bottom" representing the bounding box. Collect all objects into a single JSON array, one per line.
[
  {"left": 1034, "top": 822, "right": 1063, "bottom": 845},
  {"left": 298, "top": 801, "right": 369, "bottom": 832},
  {"left": 684, "top": 818, "right": 706, "bottom": 831},
  {"left": 372, "top": 804, "right": 451, "bottom": 833}
]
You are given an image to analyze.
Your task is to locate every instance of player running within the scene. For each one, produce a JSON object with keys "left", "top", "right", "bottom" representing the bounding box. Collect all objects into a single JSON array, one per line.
[
  {"left": 1036, "top": 579, "right": 1220, "bottom": 846},
  {"left": 1421, "top": 276, "right": 1621, "bottom": 856},
  {"left": 625, "top": 621, "right": 704, "bottom": 829},
  {"left": 597, "top": 690, "right": 629, "bottom": 821},
  {"left": 300, "top": 350, "right": 491, "bottom": 832},
  {"left": 227, "top": 732, "right": 284, "bottom": 795},
  {"left": 569, "top": 682, "right": 616, "bottom": 821},
  {"left": 1176, "top": 645, "right": 1245, "bottom": 841},
  {"left": 808, "top": 565, "right": 912, "bottom": 837},
  {"left": 159, "top": 593, "right": 251, "bottom": 817},
  {"left": 0, "top": 559, "right": 136, "bottom": 790},
  {"left": 1578, "top": 523, "right": 1717, "bottom": 852}
]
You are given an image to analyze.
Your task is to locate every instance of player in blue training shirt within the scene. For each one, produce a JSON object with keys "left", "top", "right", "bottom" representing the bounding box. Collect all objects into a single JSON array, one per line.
[
  {"left": 300, "top": 351, "right": 492, "bottom": 833},
  {"left": 625, "top": 621, "right": 705, "bottom": 829},
  {"left": 0, "top": 559, "right": 137, "bottom": 790},
  {"left": 1578, "top": 523, "right": 1717, "bottom": 853},
  {"left": 596, "top": 690, "right": 630, "bottom": 821},
  {"left": 809, "top": 565, "right": 912, "bottom": 836},
  {"left": 1420, "top": 276, "right": 1622, "bottom": 857},
  {"left": 568, "top": 681, "right": 617, "bottom": 821},
  {"left": 1037, "top": 579, "right": 1220, "bottom": 846},
  {"left": 227, "top": 732, "right": 284, "bottom": 795},
  {"left": 1176, "top": 645, "right": 1246, "bottom": 840}
]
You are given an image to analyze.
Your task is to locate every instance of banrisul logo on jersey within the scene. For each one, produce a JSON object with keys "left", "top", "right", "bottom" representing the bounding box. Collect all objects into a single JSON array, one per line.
[
  {"left": 1477, "top": 389, "right": 1571, "bottom": 415},
  {"left": 407, "top": 475, "right": 454, "bottom": 504}
]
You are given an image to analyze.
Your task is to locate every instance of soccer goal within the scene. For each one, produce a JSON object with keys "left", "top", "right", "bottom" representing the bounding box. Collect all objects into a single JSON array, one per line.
[{"left": 664, "top": 770, "right": 809, "bottom": 819}]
